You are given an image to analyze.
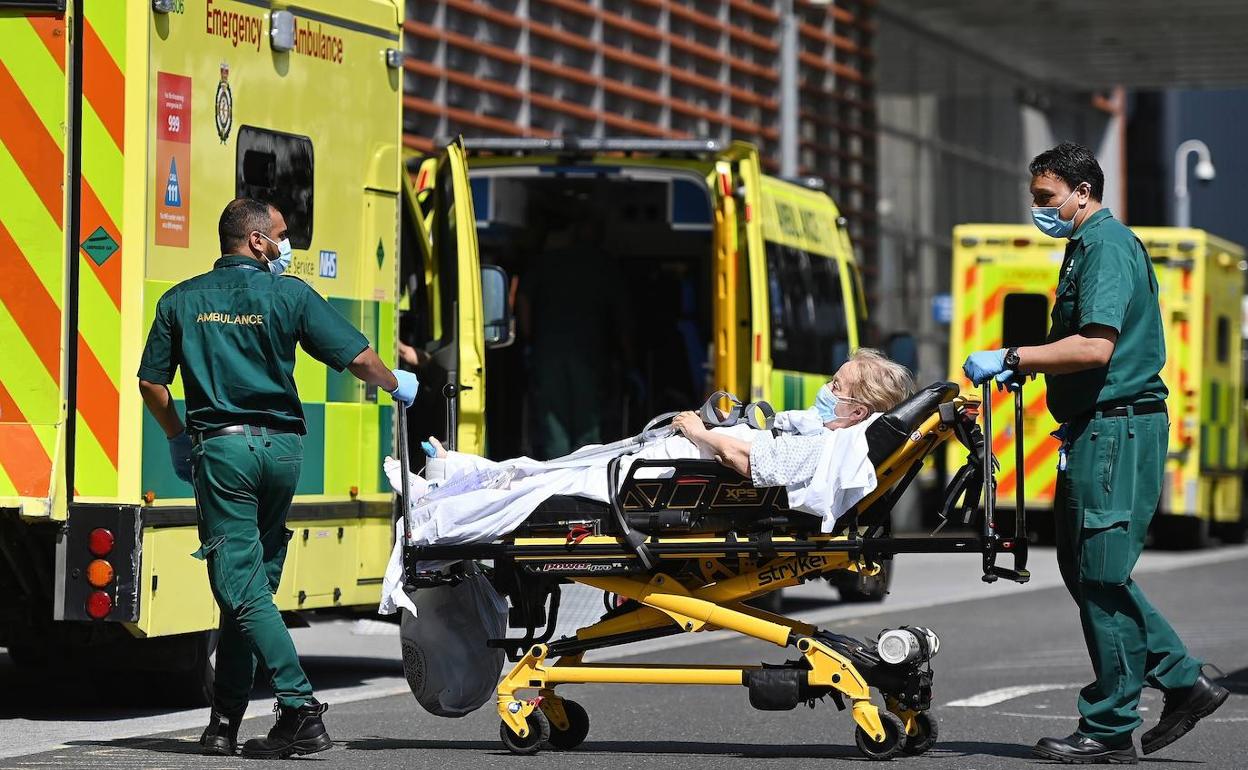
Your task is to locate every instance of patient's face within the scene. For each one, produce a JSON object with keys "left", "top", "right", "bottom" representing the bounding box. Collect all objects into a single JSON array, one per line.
[{"left": 824, "top": 362, "right": 870, "bottom": 429}]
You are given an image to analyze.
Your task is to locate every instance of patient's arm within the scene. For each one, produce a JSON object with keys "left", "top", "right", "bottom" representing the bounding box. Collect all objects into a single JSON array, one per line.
[{"left": 672, "top": 412, "right": 751, "bottom": 476}]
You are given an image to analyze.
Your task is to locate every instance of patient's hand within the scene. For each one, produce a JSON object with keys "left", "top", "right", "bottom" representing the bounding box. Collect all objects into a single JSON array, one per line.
[
  {"left": 427, "top": 436, "right": 447, "bottom": 458},
  {"left": 673, "top": 411, "right": 709, "bottom": 443}
]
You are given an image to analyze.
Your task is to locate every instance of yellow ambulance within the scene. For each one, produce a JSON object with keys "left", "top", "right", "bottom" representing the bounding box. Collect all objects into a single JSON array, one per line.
[
  {"left": 947, "top": 224, "right": 1247, "bottom": 547},
  {"left": 405, "top": 138, "right": 871, "bottom": 458},
  {"left": 0, "top": 1, "right": 882, "bottom": 700},
  {"left": 0, "top": 0, "right": 406, "bottom": 700}
]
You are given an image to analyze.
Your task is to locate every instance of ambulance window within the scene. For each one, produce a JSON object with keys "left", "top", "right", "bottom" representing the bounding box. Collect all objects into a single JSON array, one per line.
[
  {"left": 1002, "top": 293, "right": 1049, "bottom": 349},
  {"left": 1217, "top": 316, "right": 1230, "bottom": 363},
  {"left": 765, "top": 242, "right": 847, "bottom": 374},
  {"left": 235, "top": 126, "right": 314, "bottom": 249}
]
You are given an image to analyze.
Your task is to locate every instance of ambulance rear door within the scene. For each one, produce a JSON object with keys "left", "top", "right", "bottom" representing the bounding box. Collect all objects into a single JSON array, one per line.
[
  {"left": 708, "top": 141, "right": 764, "bottom": 401},
  {"left": 411, "top": 139, "right": 485, "bottom": 453}
]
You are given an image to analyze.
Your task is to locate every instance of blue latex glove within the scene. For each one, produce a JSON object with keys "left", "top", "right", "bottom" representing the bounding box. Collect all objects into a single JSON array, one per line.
[
  {"left": 962, "top": 349, "right": 1015, "bottom": 387},
  {"left": 168, "top": 431, "right": 193, "bottom": 483},
  {"left": 388, "top": 369, "right": 420, "bottom": 406}
]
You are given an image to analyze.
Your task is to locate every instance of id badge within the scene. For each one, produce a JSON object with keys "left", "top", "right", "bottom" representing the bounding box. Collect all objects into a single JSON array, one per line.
[{"left": 1051, "top": 424, "right": 1069, "bottom": 472}]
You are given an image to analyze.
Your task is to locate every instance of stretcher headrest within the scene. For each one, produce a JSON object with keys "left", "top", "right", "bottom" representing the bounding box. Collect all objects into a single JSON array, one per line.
[{"left": 865, "top": 382, "right": 959, "bottom": 466}]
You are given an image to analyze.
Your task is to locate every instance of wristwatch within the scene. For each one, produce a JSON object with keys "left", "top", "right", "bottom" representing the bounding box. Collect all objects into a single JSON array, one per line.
[{"left": 1003, "top": 347, "right": 1021, "bottom": 371}]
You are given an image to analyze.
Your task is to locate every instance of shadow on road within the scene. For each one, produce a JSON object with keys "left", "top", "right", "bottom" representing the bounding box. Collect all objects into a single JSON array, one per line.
[
  {"left": 343, "top": 737, "right": 864, "bottom": 759},
  {"left": 65, "top": 737, "right": 205, "bottom": 756},
  {"left": 0, "top": 653, "right": 400, "bottom": 717},
  {"left": 1216, "top": 666, "right": 1248, "bottom": 695}
]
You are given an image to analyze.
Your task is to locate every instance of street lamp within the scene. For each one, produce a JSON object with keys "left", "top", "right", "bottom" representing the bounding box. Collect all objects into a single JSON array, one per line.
[
  {"left": 779, "top": 0, "right": 833, "bottom": 178},
  {"left": 1174, "top": 139, "right": 1216, "bottom": 228}
]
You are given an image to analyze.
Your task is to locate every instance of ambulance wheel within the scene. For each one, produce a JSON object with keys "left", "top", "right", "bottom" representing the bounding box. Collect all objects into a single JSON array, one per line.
[
  {"left": 500, "top": 710, "right": 550, "bottom": 755},
  {"left": 855, "top": 710, "right": 904, "bottom": 760},
  {"left": 545, "top": 699, "right": 590, "bottom": 750},
  {"left": 900, "top": 712, "right": 938, "bottom": 756}
]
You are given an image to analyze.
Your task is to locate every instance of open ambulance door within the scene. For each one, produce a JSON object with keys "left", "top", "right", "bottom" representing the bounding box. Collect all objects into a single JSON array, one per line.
[
  {"left": 401, "top": 139, "right": 487, "bottom": 454},
  {"left": 708, "top": 142, "right": 767, "bottom": 403}
]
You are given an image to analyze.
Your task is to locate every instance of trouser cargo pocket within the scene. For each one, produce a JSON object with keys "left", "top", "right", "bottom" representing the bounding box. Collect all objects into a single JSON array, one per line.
[{"left": 1080, "top": 508, "right": 1133, "bottom": 586}]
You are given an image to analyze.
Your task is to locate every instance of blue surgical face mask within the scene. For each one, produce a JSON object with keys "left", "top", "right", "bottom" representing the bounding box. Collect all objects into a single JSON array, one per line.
[
  {"left": 1030, "top": 187, "right": 1081, "bottom": 238},
  {"left": 814, "top": 386, "right": 860, "bottom": 423},
  {"left": 258, "top": 232, "right": 293, "bottom": 275}
]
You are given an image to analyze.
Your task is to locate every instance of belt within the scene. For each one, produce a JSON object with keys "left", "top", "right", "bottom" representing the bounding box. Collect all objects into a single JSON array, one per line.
[
  {"left": 1089, "top": 401, "right": 1167, "bottom": 419},
  {"left": 191, "top": 424, "right": 295, "bottom": 444}
]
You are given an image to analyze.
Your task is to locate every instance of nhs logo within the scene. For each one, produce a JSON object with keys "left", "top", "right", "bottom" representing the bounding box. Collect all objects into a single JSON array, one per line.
[{"left": 319, "top": 250, "right": 338, "bottom": 279}]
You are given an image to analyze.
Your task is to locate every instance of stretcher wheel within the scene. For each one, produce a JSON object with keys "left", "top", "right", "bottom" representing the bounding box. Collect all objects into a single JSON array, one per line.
[
  {"left": 545, "top": 699, "right": 590, "bottom": 750},
  {"left": 900, "top": 712, "right": 938, "bottom": 756},
  {"left": 500, "top": 710, "right": 551, "bottom": 755},
  {"left": 854, "top": 710, "right": 904, "bottom": 760}
]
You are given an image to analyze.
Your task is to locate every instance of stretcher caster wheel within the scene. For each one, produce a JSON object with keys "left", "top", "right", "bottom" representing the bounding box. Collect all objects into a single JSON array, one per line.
[
  {"left": 500, "top": 710, "right": 551, "bottom": 755},
  {"left": 855, "top": 711, "right": 905, "bottom": 760},
  {"left": 544, "top": 699, "right": 590, "bottom": 750},
  {"left": 900, "top": 712, "right": 938, "bottom": 756}
]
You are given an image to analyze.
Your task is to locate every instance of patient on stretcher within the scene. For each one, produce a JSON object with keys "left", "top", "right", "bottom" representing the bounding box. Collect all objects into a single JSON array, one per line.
[
  {"left": 395, "top": 350, "right": 912, "bottom": 534},
  {"left": 379, "top": 349, "right": 912, "bottom": 613}
]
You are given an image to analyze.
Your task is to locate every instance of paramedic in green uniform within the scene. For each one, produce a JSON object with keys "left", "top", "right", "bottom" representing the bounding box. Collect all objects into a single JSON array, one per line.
[
  {"left": 963, "top": 143, "right": 1227, "bottom": 764},
  {"left": 137, "top": 199, "right": 418, "bottom": 759}
]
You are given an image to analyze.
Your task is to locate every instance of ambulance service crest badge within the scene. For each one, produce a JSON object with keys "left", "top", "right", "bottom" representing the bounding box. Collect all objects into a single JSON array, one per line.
[{"left": 215, "top": 62, "right": 233, "bottom": 143}]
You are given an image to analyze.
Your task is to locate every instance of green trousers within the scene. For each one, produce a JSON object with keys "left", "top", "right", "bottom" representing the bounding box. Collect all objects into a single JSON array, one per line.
[
  {"left": 1053, "top": 409, "right": 1201, "bottom": 744},
  {"left": 190, "top": 428, "right": 312, "bottom": 714},
  {"left": 529, "top": 350, "right": 603, "bottom": 459}
]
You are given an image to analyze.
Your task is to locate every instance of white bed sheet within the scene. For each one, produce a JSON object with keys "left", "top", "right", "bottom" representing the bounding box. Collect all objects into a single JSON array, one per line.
[{"left": 378, "top": 415, "right": 878, "bottom": 615}]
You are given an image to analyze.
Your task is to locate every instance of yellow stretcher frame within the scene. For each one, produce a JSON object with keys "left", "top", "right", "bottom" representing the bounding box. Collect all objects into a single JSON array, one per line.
[{"left": 396, "top": 384, "right": 1030, "bottom": 760}]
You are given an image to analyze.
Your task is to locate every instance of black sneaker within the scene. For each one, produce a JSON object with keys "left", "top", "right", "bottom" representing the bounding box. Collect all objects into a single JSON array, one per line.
[
  {"left": 240, "top": 699, "right": 332, "bottom": 759},
  {"left": 1033, "top": 733, "right": 1138, "bottom": 764},
  {"left": 199, "top": 707, "right": 243, "bottom": 756},
  {"left": 1141, "top": 673, "right": 1230, "bottom": 755}
]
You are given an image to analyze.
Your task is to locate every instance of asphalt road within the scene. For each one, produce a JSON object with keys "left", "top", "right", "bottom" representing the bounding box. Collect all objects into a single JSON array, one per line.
[{"left": 3, "top": 545, "right": 1246, "bottom": 769}]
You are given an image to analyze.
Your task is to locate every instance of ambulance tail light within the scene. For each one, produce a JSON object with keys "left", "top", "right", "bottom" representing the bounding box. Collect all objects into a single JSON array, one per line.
[
  {"left": 60, "top": 507, "right": 140, "bottom": 623},
  {"left": 88, "top": 527, "right": 114, "bottom": 557},
  {"left": 1012, "top": 238, "right": 1032, "bottom": 248},
  {"left": 86, "top": 591, "right": 113, "bottom": 620},
  {"left": 87, "top": 559, "right": 115, "bottom": 589},
  {"left": 718, "top": 170, "right": 732, "bottom": 198}
]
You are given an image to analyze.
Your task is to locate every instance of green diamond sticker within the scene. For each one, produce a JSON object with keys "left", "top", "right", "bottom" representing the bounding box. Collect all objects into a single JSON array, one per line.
[
  {"left": 376, "top": 239, "right": 385, "bottom": 268},
  {"left": 81, "top": 226, "right": 119, "bottom": 266}
]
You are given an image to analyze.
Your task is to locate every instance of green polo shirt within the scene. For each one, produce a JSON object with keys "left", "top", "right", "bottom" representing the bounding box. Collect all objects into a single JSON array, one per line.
[
  {"left": 138, "top": 255, "right": 370, "bottom": 433},
  {"left": 1044, "top": 209, "right": 1167, "bottom": 422}
]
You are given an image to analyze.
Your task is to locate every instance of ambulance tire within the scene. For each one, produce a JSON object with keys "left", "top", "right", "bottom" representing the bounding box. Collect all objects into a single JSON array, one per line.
[
  {"left": 4, "top": 643, "right": 51, "bottom": 669},
  {"left": 1149, "top": 514, "right": 1209, "bottom": 550},
  {"left": 748, "top": 589, "right": 784, "bottom": 615},
  {"left": 1216, "top": 517, "right": 1247, "bottom": 545},
  {"left": 170, "top": 629, "right": 218, "bottom": 706},
  {"left": 1026, "top": 510, "right": 1056, "bottom": 546},
  {"left": 830, "top": 563, "right": 892, "bottom": 603},
  {"left": 93, "top": 630, "right": 217, "bottom": 706}
]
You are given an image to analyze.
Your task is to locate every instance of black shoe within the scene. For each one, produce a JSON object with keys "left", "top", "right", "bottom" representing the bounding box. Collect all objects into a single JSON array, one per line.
[
  {"left": 240, "top": 699, "right": 332, "bottom": 759},
  {"left": 1141, "top": 673, "right": 1230, "bottom": 755},
  {"left": 1033, "top": 733, "right": 1138, "bottom": 764},
  {"left": 199, "top": 708, "right": 243, "bottom": 756}
]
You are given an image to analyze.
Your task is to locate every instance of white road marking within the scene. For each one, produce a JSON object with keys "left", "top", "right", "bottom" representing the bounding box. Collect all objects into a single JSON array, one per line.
[{"left": 945, "top": 683, "right": 1081, "bottom": 707}]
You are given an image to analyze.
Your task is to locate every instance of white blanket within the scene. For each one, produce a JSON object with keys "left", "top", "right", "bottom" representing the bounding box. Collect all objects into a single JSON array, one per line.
[{"left": 378, "top": 414, "right": 879, "bottom": 615}]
